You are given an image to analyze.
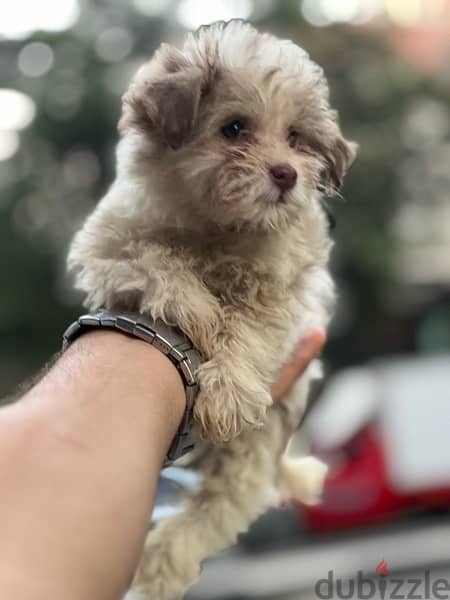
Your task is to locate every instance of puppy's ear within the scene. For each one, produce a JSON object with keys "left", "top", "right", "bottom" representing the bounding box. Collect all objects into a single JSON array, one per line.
[
  {"left": 142, "top": 66, "right": 204, "bottom": 149},
  {"left": 119, "top": 45, "right": 204, "bottom": 149},
  {"left": 323, "top": 136, "right": 358, "bottom": 195}
]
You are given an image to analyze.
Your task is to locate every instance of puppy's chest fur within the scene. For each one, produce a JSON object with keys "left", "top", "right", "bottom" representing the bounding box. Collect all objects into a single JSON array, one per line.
[
  {"left": 139, "top": 222, "right": 332, "bottom": 377},
  {"left": 203, "top": 260, "right": 282, "bottom": 308},
  {"left": 187, "top": 252, "right": 290, "bottom": 309},
  {"left": 152, "top": 227, "right": 317, "bottom": 310}
]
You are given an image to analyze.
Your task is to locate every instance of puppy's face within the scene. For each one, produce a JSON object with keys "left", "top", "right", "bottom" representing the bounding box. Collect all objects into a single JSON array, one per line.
[{"left": 120, "top": 22, "right": 357, "bottom": 231}]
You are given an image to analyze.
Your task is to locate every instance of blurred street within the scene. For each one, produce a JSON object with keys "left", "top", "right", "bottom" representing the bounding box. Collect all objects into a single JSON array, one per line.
[{"left": 187, "top": 516, "right": 450, "bottom": 599}]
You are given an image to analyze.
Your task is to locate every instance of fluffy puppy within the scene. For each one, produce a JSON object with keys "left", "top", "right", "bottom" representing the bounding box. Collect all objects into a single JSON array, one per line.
[{"left": 68, "top": 20, "right": 356, "bottom": 599}]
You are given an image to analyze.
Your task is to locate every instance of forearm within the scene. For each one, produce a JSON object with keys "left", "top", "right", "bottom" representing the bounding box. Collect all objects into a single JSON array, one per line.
[{"left": 0, "top": 330, "right": 185, "bottom": 600}]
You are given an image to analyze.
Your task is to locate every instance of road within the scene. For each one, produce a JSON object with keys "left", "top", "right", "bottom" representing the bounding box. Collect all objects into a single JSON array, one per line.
[
  {"left": 125, "top": 516, "right": 450, "bottom": 600},
  {"left": 186, "top": 517, "right": 450, "bottom": 599}
]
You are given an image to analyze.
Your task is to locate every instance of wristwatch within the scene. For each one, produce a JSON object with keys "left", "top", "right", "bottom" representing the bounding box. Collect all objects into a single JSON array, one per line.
[{"left": 62, "top": 310, "right": 201, "bottom": 466}]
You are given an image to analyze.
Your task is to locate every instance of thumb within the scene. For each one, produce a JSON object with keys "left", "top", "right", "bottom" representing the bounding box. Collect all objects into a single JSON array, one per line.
[{"left": 271, "top": 329, "right": 326, "bottom": 402}]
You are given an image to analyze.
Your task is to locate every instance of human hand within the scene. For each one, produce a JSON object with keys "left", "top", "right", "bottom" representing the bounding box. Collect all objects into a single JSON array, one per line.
[{"left": 271, "top": 329, "right": 326, "bottom": 402}]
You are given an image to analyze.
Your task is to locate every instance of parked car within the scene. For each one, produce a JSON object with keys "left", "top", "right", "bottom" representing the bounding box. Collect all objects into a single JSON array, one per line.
[{"left": 299, "top": 355, "right": 450, "bottom": 532}]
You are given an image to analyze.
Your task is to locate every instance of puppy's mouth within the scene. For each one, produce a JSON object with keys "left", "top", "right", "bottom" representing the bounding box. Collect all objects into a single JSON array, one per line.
[
  {"left": 273, "top": 191, "right": 291, "bottom": 206},
  {"left": 260, "top": 188, "right": 288, "bottom": 205}
]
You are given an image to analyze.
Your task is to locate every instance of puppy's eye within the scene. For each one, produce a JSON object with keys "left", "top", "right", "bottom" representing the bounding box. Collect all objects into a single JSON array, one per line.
[
  {"left": 288, "top": 129, "right": 301, "bottom": 148},
  {"left": 221, "top": 119, "right": 245, "bottom": 140}
]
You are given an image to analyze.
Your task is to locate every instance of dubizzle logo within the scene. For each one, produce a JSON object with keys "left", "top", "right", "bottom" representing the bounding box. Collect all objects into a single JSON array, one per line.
[
  {"left": 314, "top": 560, "right": 450, "bottom": 599},
  {"left": 376, "top": 559, "right": 389, "bottom": 577}
]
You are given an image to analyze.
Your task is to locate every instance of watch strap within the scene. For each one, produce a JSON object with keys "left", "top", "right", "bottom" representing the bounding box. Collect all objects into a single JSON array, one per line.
[{"left": 62, "top": 310, "right": 201, "bottom": 465}]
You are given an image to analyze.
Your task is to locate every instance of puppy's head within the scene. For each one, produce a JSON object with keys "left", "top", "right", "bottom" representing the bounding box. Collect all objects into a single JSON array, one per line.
[{"left": 120, "top": 21, "right": 357, "bottom": 231}]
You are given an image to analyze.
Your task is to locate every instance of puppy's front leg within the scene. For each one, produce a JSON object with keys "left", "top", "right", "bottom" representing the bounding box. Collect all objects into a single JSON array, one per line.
[
  {"left": 136, "top": 250, "right": 223, "bottom": 352},
  {"left": 194, "top": 311, "right": 279, "bottom": 443},
  {"left": 195, "top": 353, "right": 272, "bottom": 443}
]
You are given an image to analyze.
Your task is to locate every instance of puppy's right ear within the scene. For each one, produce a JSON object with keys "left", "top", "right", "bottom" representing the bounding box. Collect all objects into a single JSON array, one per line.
[{"left": 119, "top": 45, "right": 204, "bottom": 149}]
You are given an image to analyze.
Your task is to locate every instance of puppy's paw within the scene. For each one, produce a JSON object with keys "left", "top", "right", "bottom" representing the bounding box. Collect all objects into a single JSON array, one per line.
[
  {"left": 195, "top": 358, "right": 272, "bottom": 443},
  {"left": 140, "top": 280, "right": 221, "bottom": 352},
  {"left": 279, "top": 455, "right": 328, "bottom": 506}
]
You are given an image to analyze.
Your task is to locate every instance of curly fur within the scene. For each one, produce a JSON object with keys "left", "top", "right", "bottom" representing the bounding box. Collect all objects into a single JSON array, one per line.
[{"left": 68, "top": 21, "right": 356, "bottom": 599}]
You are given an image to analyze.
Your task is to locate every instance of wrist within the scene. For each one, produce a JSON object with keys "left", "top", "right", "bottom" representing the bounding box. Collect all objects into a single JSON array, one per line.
[
  {"left": 25, "top": 329, "right": 186, "bottom": 466},
  {"left": 62, "top": 311, "right": 200, "bottom": 463}
]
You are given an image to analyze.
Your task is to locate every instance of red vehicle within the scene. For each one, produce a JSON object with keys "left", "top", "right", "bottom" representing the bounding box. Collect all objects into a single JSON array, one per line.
[{"left": 300, "top": 355, "right": 450, "bottom": 532}]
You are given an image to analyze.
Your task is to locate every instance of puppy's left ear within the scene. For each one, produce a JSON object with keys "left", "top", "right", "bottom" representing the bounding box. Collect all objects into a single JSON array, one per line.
[
  {"left": 323, "top": 136, "right": 358, "bottom": 195},
  {"left": 120, "top": 45, "right": 205, "bottom": 149},
  {"left": 142, "top": 65, "right": 204, "bottom": 149}
]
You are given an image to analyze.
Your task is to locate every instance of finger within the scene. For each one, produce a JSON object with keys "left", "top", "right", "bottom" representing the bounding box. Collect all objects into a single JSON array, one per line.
[{"left": 271, "top": 329, "right": 326, "bottom": 402}]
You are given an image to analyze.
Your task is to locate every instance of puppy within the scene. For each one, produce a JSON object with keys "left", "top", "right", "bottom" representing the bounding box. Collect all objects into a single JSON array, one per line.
[{"left": 68, "top": 20, "right": 356, "bottom": 599}]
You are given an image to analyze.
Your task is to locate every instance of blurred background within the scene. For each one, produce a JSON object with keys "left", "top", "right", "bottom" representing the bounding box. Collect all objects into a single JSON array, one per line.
[{"left": 1, "top": 0, "right": 449, "bottom": 598}]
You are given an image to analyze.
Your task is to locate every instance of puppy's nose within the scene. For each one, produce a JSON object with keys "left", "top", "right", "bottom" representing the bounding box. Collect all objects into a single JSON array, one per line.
[{"left": 270, "top": 163, "right": 297, "bottom": 191}]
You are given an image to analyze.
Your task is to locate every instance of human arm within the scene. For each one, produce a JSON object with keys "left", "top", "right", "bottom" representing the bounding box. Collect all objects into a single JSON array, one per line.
[
  {"left": 0, "top": 330, "right": 184, "bottom": 600},
  {"left": 0, "top": 327, "right": 325, "bottom": 600}
]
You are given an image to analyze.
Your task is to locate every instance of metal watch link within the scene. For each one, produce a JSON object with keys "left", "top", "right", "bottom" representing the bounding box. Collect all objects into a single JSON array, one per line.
[{"left": 62, "top": 310, "right": 201, "bottom": 465}]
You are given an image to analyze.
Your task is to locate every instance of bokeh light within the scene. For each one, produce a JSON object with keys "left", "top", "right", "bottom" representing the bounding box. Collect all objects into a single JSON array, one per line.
[
  {"left": 385, "top": 0, "right": 422, "bottom": 25},
  {"left": 301, "top": 0, "right": 384, "bottom": 27},
  {"left": 0, "top": 89, "right": 36, "bottom": 130},
  {"left": 0, "top": 131, "right": 20, "bottom": 162},
  {"left": 301, "top": 0, "right": 384, "bottom": 26},
  {"left": 176, "top": 0, "right": 254, "bottom": 30},
  {"left": 0, "top": 0, "right": 80, "bottom": 39},
  {"left": 301, "top": 0, "right": 333, "bottom": 26},
  {"left": 351, "top": 0, "right": 385, "bottom": 23},
  {"left": 320, "top": 0, "right": 360, "bottom": 23},
  {"left": 95, "top": 27, "right": 134, "bottom": 63},
  {"left": 300, "top": 0, "right": 448, "bottom": 27},
  {"left": 18, "top": 42, "right": 54, "bottom": 77}
]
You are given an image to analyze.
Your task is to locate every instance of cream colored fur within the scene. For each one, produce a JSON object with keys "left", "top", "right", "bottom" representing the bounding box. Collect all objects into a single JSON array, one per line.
[{"left": 68, "top": 21, "right": 356, "bottom": 599}]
